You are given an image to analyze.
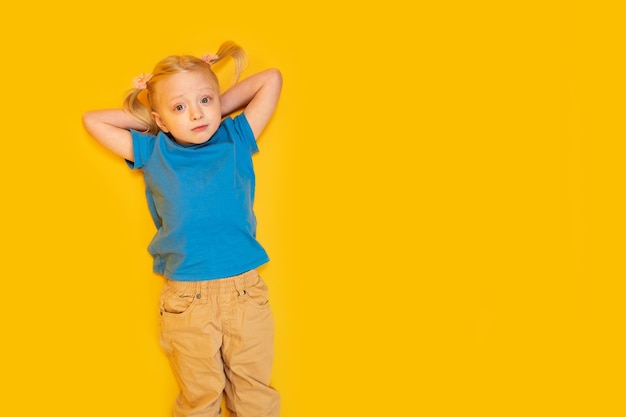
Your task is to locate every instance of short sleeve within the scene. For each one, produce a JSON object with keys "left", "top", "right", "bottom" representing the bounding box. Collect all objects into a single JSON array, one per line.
[
  {"left": 232, "top": 113, "right": 259, "bottom": 154},
  {"left": 126, "top": 130, "right": 156, "bottom": 170}
]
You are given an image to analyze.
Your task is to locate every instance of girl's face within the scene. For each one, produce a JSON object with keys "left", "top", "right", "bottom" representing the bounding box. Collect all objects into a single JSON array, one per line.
[{"left": 151, "top": 70, "right": 221, "bottom": 145}]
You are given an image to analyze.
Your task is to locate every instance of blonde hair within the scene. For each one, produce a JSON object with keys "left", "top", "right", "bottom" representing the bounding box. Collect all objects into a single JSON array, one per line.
[{"left": 124, "top": 41, "right": 247, "bottom": 134}]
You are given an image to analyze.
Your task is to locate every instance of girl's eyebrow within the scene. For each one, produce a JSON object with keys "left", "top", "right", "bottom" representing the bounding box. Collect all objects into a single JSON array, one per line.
[
  {"left": 167, "top": 87, "right": 216, "bottom": 101},
  {"left": 165, "top": 96, "right": 186, "bottom": 109}
]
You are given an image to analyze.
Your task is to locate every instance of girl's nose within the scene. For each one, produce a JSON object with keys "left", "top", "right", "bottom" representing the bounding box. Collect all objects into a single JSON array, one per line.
[{"left": 190, "top": 106, "right": 203, "bottom": 121}]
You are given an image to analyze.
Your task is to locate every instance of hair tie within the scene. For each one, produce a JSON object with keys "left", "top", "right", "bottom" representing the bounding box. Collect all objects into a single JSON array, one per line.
[
  {"left": 132, "top": 73, "right": 153, "bottom": 89},
  {"left": 201, "top": 53, "right": 219, "bottom": 65}
]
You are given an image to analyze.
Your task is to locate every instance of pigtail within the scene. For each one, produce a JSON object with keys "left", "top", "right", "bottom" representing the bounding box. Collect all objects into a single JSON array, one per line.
[
  {"left": 212, "top": 41, "right": 248, "bottom": 85},
  {"left": 123, "top": 88, "right": 159, "bottom": 135}
]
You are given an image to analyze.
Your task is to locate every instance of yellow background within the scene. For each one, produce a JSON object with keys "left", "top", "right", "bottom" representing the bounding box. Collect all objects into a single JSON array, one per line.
[{"left": 1, "top": 1, "right": 624, "bottom": 416}]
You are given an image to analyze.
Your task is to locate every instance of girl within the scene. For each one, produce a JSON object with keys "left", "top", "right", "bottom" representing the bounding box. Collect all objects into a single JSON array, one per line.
[{"left": 82, "top": 41, "right": 282, "bottom": 417}]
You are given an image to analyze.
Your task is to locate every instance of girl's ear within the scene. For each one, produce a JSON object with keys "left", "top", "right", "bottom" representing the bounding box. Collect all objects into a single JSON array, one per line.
[{"left": 152, "top": 111, "right": 169, "bottom": 132}]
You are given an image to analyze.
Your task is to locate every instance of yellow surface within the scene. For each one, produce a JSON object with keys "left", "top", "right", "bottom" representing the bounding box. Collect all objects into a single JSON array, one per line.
[{"left": 0, "top": 1, "right": 624, "bottom": 416}]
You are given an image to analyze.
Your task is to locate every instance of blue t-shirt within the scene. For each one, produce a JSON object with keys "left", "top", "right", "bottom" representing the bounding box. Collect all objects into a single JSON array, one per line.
[{"left": 127, "top": 114, "right": 269, "bottom": 281}]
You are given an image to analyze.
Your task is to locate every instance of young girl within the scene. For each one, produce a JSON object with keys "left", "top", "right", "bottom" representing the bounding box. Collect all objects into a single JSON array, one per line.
[{"left": 82, "top": 41, "right": 282, "bottom": 417}]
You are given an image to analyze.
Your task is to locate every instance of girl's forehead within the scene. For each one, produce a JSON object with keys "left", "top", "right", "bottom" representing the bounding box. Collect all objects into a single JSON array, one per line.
[
  {"left": 154, "top": 71, "right": 218, "bottom": 101},
  {"left": 159, "top": 71, "right": 216, "bottom": 90}
]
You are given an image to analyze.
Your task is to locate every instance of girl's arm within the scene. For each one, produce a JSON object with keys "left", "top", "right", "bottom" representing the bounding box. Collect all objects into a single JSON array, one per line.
[
  {"left": 220, "top": 68, "right": 283, "bottom": 140},
  {"left": 82, "top": 109, "right": 147, "bottom": 162}
]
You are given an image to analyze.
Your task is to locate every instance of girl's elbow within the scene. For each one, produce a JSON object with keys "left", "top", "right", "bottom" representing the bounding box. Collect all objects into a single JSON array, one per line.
[
  {"left": 82, "top": 111, "right": 105, "bottom": 138},
  {"left": 82, "top": 112, "right": 94, "bottom": 131},
  {"left": 266, "top": 69, "right": 283, "bottom": 94},
  {"left": 82, "top": 111, "right": 98, "bottom": 129},
  {"left": 269, "top": 68, "right": 283, "bottom": 85}
]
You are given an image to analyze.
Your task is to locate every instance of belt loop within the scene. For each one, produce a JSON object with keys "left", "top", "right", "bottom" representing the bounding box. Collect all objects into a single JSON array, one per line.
[
  {"left": 197, "top": 281, "right": 208, "bottom": 304},
  {"left": 234, "top": 275, "right": 247, "bottom": 297}
]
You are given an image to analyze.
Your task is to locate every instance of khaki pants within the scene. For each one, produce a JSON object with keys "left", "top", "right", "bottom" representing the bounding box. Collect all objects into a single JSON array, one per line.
[{"left": 159, "top": 269, "right": 280, "bottom": 417}]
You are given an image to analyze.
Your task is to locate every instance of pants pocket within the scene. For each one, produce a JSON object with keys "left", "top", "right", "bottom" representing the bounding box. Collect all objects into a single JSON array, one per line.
[
  {"left": 159, "top": 283, "right": 197, "bottom": 317},
  {"left": 243, "top": 275, "right": 271, "bottom": 309}
]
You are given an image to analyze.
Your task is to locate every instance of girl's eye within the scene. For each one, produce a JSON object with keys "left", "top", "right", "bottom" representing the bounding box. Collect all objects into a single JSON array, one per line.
[
  {"left": 201, "top": 97, "right": 210, "bottom": 104},
  {"left": 174, "top": 104, "right": 185, "bottom": 111}
]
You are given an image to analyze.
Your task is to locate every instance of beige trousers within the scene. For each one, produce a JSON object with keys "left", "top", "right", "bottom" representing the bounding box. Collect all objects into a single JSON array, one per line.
[{"left": 158, "top": 269, "right": 280, "bottom": 417}]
